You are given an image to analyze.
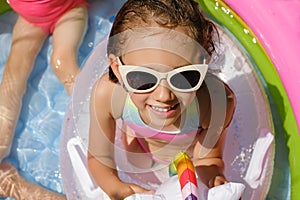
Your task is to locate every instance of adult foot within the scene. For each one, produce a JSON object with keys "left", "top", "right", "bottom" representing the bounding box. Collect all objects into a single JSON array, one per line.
[
  {"left": 0, "top": 162, "right": 66, "bottom": 200},
  {"left": 0, "top": 90, "right": 21, "bottom": 162},
  {"left": 0, "top": 85, "right": 22, "bottom": 161}
]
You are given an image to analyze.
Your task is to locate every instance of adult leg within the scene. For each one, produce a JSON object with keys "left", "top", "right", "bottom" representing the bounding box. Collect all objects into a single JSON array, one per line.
[
  {"left": 0, "top": 17, "right": 67, "bottom": 200},
  {"left": 0, "top": 162, "right": 66, "bottom": 200},
  {"left": 51, "top": 5, "right": 88, "bottom": 95},
  {"left": 0, "top": 17, "right": 48, "bottom": 161}
]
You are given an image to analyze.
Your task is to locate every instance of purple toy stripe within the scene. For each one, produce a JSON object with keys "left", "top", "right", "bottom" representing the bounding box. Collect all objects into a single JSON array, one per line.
[{"left": 184, "top": 193, "right": 198, "bottom": 200}]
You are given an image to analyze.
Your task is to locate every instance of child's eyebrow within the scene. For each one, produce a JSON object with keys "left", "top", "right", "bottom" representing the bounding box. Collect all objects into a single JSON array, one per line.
[{"left": 120, "top": 56, "right": 192, "bottom": 69}]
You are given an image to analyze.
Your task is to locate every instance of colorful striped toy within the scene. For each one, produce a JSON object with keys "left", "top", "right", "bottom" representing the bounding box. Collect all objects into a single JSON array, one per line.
[{"left": 169, "top": 152, "right": 199, "bottom": 200}]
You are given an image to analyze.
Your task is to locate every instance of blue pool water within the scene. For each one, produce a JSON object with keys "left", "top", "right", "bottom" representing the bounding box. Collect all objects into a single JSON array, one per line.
[{"left": 0, "top": 0, "right": 124, "bottom": 198}]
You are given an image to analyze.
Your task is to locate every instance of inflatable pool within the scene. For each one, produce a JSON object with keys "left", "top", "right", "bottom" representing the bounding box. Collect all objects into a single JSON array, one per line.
[{"left": 1, "top": 0, "right": 299, "bottom": 199}]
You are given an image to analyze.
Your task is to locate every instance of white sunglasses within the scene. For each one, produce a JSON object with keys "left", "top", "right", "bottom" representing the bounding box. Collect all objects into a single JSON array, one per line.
[{"left": 117, "top": 57, "right": 208, "bottom": 93}]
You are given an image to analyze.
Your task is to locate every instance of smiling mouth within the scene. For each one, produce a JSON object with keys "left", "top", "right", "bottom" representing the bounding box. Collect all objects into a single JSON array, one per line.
[{"left": 150, "top": 104, "right": 178, "bottom": 112}]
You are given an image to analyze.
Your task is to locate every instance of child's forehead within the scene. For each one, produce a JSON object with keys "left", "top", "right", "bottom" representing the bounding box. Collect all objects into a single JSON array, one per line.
[
  {"left": 109, "top": 27, "right": 210, "bottom": 64},
  {"left": 122, "top": 49, "right": 191, "bottom": 67}
]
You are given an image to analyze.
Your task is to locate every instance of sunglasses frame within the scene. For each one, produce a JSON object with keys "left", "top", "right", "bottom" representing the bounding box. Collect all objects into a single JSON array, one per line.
[{"left": 117, "top": 57, "right": 208, "bottom": 93}]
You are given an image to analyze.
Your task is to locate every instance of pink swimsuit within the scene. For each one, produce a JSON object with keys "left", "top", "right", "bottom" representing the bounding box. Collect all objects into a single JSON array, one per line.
[
  {"left": 122, "top": 95, "right": 202, "bottom": 165},
  {"left": 8, "top": 0, "right": 88, "bottom": 33}
]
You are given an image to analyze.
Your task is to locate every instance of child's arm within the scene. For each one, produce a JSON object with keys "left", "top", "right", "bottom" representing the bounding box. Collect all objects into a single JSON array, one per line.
[
  {"left": 194, "top": 75, "right": 235, "bottom": 187},
  {"left": 193, "top": 128, "right": 228, "bottom": 188},
  {"left": 88, "top": 152, "right": 150, "bottom": 199},
  {"left": 87, "top": 77, "right": 152, "bottom": 199}
]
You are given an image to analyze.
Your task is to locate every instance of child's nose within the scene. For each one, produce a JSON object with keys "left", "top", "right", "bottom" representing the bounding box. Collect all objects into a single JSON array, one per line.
[{"left": 152, "top": 80, "right": 174, "bottom": 101}]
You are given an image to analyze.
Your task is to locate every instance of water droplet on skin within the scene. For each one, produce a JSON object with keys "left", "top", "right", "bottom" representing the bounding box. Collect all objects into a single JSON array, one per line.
[{"left": 55, "top": 59, "right": 61, "bottom": 69}]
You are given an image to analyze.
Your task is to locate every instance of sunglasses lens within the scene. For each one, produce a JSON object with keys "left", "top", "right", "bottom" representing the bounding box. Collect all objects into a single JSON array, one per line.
[
  {"left": 170, "top": 70, "right": 201, "bottom": 90},
  {"left": 126, "top": 71, "right": 157, "bottom": 91}
]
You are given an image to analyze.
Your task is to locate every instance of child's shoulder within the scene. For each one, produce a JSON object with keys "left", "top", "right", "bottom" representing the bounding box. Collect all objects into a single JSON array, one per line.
[
  {"left": 92, "top": 72, "right": 127, "bottom": 119},
  {"left": 93, "top": 73, "right": 116, "bottom": 96}
]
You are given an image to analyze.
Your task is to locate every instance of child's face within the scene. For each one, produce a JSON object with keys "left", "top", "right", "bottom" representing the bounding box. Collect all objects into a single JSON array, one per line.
[{"left": 119, "top": 49, "right": 202, "bottom": 130}]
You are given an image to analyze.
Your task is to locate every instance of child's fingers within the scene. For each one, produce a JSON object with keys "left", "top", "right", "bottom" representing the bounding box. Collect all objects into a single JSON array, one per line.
[
  {"left": 129, "top": 184, "right": 155, "bottom": 194},
  {"left": 208, "top": 176, "right": 228, "bottom": 188}
]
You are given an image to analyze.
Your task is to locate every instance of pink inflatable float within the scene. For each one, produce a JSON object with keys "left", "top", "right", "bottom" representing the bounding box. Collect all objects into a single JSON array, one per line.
[{"left": 225, "top": 0, "right": 300, "bottom": 131}]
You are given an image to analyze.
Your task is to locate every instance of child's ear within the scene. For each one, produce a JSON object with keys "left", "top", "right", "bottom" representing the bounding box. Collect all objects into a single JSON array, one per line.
[{"left": 108, "top": 54, "right": 122, "bottom": 81}]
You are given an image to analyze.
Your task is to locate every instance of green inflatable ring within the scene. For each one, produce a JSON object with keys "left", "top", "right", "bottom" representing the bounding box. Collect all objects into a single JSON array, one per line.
[{"left": 0, "top": 0, "right": 11, "bottom": 15}]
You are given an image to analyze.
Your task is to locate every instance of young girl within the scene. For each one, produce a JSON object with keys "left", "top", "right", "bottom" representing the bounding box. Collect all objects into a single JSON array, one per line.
[
  {"left": 88, "top": 0, "right": 235, "bottom": 199},
  {"left": 0, "top": 0, "right": 88, "bottom": 199}
]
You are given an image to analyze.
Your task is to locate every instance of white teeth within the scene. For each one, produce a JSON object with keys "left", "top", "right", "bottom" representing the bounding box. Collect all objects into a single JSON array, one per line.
[{"left": 151, "top": 105, "right": 173, "bottom": 112}]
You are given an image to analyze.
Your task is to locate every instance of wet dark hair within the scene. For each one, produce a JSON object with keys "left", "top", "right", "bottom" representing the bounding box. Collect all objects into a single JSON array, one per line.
[{"left": 108, "top": 0, "right": 218, "bottom": 82}]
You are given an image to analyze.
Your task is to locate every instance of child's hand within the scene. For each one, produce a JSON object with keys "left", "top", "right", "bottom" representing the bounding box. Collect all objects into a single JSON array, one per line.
[
  {"left": 109, "top": 182, "right": 155, "bottom": 200},
  {"left": 208, "top": 175, "right": 228, "bottom": 188},
  {"left": 128, "top": 183, "right": 155, "bottom": 194}
]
